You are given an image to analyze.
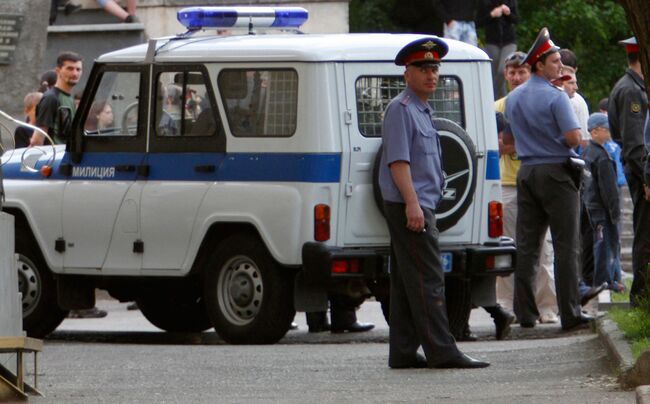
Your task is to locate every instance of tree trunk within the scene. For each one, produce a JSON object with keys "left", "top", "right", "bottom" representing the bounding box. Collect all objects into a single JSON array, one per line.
[{"left": 619, "top": 0, "right": 650, "bottom": 100}]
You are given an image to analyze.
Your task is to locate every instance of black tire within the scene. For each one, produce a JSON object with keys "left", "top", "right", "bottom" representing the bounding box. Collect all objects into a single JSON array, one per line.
[
  {"left": 136, "top": 284, "right": 212, "bottom": 333},
  {"left": 373, "top": 118, "right": 477, "bottom": 232},
  {"left": 204, "top": 234, "right": 295, "bottom": 344},
  {"left": 16, "top": 230, "right": 68, "bottom": 338},
  {"left": 445, "top": 277, "right": 472, "bottom": 340}
]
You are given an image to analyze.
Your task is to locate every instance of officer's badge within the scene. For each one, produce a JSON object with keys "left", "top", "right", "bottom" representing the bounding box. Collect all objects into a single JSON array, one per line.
[
  {"left": 424, "top": 52, "right": 434, "bottom": 60},
  {"left": 631, "top": 102, "right": 641, "bottom": 113},
  {"left": 421, "top": 41, "right": 436, "bottom": 50}
]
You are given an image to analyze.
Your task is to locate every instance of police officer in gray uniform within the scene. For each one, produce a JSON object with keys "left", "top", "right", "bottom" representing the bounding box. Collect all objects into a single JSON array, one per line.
[
  {"left": 379, "top": 37, "right": 489, "bottom": 369},
  {"left": 608, "top": 37, "right": 649, "bottom": 306},
  {"left": 504, "top": 28, "right": 593, "bottom": 330}
]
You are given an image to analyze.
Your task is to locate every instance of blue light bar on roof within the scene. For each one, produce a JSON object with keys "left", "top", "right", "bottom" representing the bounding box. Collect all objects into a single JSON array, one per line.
[{"left": 177, "top": 6, "right": 309, "bottom": 30}]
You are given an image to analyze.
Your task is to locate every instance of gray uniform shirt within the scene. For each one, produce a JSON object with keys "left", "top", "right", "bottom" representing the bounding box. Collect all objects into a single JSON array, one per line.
[
  {"left": 505, "top": 75, "right": 580, "bottom": 165},
  {"left": 379, "top": 87, "right": 444, "bottom": 211}
]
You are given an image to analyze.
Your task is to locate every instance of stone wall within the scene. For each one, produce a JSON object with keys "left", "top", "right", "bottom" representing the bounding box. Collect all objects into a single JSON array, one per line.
[
  {"left": 0, "top": 1, "right": 49, "bottom": 118},
  {"left": 77, "top": 0, "right": 349, "bottom": 37}
]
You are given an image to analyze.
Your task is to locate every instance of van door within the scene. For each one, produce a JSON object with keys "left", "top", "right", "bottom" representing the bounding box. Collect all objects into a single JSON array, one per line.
[
  {"left": 62, "top": 66, "right": 147, "bottom": 271},
  {"left": 139, "top": 66, "right": 225, "bottom": 271},
  {"left": 341, "top": 62, "right": 476, "bottom": 246}
]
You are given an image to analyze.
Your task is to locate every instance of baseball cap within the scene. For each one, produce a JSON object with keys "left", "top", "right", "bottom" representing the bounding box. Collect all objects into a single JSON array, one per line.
[{"left": 587, "top": 112, "right": 609, "bottom": 131}]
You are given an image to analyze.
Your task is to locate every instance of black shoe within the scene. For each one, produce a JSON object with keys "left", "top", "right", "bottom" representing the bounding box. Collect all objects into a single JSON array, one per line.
[
  {"left": 493, "top": 308, "right": 515, "bottom": 340},
  {"left": 457, "top": 325, "right": 478, "bottom": 341},
  {"left": 308, "top": 323, "right": 330, "bottom": 333},
  {"left": 561, "top": 314, "right": 594, "bottom": 331},
  {"left": 331, "top": 321, "right": 374, "bottom": 333},
  {"left": 580, "top": 283, "right": 607, "bottom": 306},
  {"left": 124, "top": 14, "right": 140, "bottom": 23},
  {"left": 64, "top": 2, "right": 82, "bottom": 15},
  {"left": 68, "top": 307, "right": 107, "bottom": 319},
  {"left": 434, "top": 353, "right": 490, "bottom": 369},
  {"left": 389, "top": 353, "right": 428, "bottom": 369},
  {"left": 520, "top": 320, "right": 536, "bottom": 328}
]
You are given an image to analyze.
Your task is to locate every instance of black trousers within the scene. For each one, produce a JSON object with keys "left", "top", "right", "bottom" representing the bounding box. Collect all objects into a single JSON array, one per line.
[
  {"left": 624, "top": 163, "right": 650, "bottom": 305},
  {"left": 514, "top": 164, "right": 582, "bottom": 328},
  {"left": 383, "top": 202, "right": 459, "bottom": 368}
]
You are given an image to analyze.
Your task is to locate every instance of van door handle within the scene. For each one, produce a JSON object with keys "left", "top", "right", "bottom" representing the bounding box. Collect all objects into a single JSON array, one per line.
[
  {"left": 115, "top": 165, "right": 136, "bottom": 172},
  {"left": 194, "top": 165, "right": 215, "bottom": 173}
]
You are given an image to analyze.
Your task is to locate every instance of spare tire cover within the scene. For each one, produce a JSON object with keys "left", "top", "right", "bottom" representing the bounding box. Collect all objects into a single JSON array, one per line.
[{"left": 372, "top": 117, "right": 478, "bottom": 232}]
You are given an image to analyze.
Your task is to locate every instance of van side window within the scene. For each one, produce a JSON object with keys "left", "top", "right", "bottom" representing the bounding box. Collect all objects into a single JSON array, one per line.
[
  {"left": 154, "top": 71, "right": 218, "bottom": 137},
  {"left": 218, "top": 69, "right": 298, "bottom": 137},
  {"left": 355, "top": 75, "right": 464, "bottom": 137},
  {"left": 83, "top": 71, "right": 140, "bottom": 137}
]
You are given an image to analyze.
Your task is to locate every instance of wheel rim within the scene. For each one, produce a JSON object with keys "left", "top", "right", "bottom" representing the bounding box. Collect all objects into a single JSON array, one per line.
[
  {"left": 217, "top": 255, "right": 263, "bottom": 326},
  {"left": 17, "top": 255, "right": 41, "bottom": 317}
]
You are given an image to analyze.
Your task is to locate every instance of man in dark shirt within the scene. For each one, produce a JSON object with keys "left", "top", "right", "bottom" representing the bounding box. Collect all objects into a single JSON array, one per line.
[
  {"left": 432, "top": 0, "right": 478, "bottom": 46},
  {"left": 608, "top": 37, "right": 649, "bottom": 305},
  {"left": 582, "top": 113, "right": 622, "bottom": 291},
  {"left": 32, "top": 51, "right": 83, "bottom": 146}
]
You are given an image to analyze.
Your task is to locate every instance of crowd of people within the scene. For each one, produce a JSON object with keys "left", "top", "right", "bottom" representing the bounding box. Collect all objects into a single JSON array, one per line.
[
  {"left": 378, "top": 3, "right": 648, "bottom": 365},
  {"left": 11, "top": 2, "right": 649, "bottom": 368}
]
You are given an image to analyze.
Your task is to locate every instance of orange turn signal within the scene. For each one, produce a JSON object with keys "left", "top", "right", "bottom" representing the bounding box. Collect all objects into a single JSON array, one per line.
[{"left": 314, "top": 204, "right": 330, "bottom": 241}]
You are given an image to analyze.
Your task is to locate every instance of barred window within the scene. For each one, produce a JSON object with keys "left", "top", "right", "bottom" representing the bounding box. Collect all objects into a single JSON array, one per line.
[
  {"left": 218, "top": 69, "right": 298, "bottom": 137},
  {"left": 355, "top": 75, "right": 464, "bottom": 137}
]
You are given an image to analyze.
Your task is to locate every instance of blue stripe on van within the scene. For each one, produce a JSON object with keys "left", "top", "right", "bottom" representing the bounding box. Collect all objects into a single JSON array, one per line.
[
  {"left": 2, "top": 152, "right": 342, "bottom": 183},
  {"left": 485, "top": 150, "right": 500, "bottom": 180}
]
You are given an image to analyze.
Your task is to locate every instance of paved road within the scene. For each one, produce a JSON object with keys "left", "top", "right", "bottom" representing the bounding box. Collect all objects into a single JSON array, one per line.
[{"left": 15, "top": 297, "right": 635, "bottom": 403}]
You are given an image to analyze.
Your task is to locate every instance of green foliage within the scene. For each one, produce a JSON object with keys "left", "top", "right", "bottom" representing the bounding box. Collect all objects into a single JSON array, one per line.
[
  {"left": 609, "top": 307, "right": 650, "bottom": 359},
  {"left": 510, "top": 0, "right": 631, "bottom": 110},
  {"left": 349, "top": 0, "right": 399, "bottom": 33},
  {"left": 349, "top": 0, "right": 634, "bottom": 111}
]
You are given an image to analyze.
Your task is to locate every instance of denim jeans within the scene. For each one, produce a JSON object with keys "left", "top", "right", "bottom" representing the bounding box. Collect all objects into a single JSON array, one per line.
[
  {"left": 443, "top": 21, "right": 477, "bottom": 46},
  {"left": 592, "top": 219, "right": 620, "bottom": 287}
]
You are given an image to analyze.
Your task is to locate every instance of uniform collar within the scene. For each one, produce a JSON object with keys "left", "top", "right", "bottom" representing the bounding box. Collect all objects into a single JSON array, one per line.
[
  {"left": 404, "top": 87, "right": 432, "bottom": 113},
  {"left": 588, "top": 139, "right": 606, "bottom": 150},
  {"left": 625, "top": 68, "right": 645, "bottom": 89}
]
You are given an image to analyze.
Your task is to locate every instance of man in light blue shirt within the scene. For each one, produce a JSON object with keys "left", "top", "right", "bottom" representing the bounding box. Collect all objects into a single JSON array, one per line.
[
  {"left": 379, "top": 37, "right": 488, "bottom": 369},
  {"left": 504, "top": 28, "right": 592, "bottom": 331}
]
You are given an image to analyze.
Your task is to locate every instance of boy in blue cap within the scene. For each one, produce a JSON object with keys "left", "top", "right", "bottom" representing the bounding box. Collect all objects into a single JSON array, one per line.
[{"left": 582, "top": 112, "right": 623, "bottom": 292}]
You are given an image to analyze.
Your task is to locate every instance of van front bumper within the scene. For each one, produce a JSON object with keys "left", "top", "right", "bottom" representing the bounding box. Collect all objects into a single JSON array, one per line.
[{"left": 301, "top": 238, "right": 516, "bottom": 284}]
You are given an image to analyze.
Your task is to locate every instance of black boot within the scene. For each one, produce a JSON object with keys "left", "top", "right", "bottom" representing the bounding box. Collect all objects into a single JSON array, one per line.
[
  {"left": 306, "top": 311, "right": 330, "bottom": 333},
  {"left": 485, "top": 304, "right": 515, "bottom": 340}
]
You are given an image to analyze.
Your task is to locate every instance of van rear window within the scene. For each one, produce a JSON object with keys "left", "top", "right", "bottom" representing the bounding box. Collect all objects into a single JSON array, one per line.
[
  {"left": 355, "top": 75, "right": 464, "bottom": 137},
  {"left": 218, "top": 69, "right": 298, "bottom": 137}
]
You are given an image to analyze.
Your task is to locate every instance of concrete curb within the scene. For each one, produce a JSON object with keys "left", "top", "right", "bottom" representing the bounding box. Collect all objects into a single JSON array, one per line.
[{"left": 597, "top": 316, "right": 650, "bottom": 402}]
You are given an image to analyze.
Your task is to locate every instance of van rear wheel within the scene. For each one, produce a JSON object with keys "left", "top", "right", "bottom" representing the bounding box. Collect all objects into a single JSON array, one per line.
[{"left": 204, "top": 234, "right": 295, "bottom": 344}]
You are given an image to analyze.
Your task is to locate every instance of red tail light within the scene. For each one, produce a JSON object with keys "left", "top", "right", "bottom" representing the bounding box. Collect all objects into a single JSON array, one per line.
[
  {"left": 331, "top": 259, "right": 360, "bottom": 274},
  {"left": 314, "top": 204, "right": 330, "bottom": 241},
  {"left": 488, "top": 201, "right": 503, "bottom": 238}
]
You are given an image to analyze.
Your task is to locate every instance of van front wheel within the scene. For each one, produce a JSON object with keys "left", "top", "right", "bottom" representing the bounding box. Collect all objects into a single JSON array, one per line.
[{"left": 204, "top": 234, "right": 295, "bottom": 344}]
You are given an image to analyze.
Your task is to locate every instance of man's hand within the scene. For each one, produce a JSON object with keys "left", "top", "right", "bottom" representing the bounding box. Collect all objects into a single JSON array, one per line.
[
  {"left": 644, "top": 184, "right": 650, "bottom": 201},
  {"left": 29, "top": 132, "right": 45, "bottom": 146},
  {"left": 501, "top": 4, "right": 511, "bottom": 15},
  {"left": 490, "top": 6, "right": 503, "bottom": 18},
  {"left": 405, "top": 201, "right": 425, "bottom": 233},
  {"left": 389, "top": 161, "right": 425, "bottom": 232}
]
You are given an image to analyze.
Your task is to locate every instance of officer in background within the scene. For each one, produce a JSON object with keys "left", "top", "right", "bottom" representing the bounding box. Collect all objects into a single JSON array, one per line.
[
  {"left": 503, "top": 28, "right": 592, "bottom": 330},
  {"left": 379, "top": 37, "right": 489, "bottom": 369},
  {"left": 608, "top": 37, "right": 649, "bottom": 306}
]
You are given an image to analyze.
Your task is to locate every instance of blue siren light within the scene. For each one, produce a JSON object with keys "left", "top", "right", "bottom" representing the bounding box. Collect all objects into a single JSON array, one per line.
[{"left": 177, "top": 6, "right": 309, "bottom": 30}]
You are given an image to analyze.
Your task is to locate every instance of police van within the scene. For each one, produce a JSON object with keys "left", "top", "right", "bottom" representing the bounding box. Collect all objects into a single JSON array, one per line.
[{"left": 1, "top": 7, "right": 514, "bottom": 343}]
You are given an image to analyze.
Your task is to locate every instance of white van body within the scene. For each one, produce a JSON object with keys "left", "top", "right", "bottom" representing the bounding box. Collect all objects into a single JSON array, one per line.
[{"left": 2, "top": 23, "right": 514, "bottom": 343}]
